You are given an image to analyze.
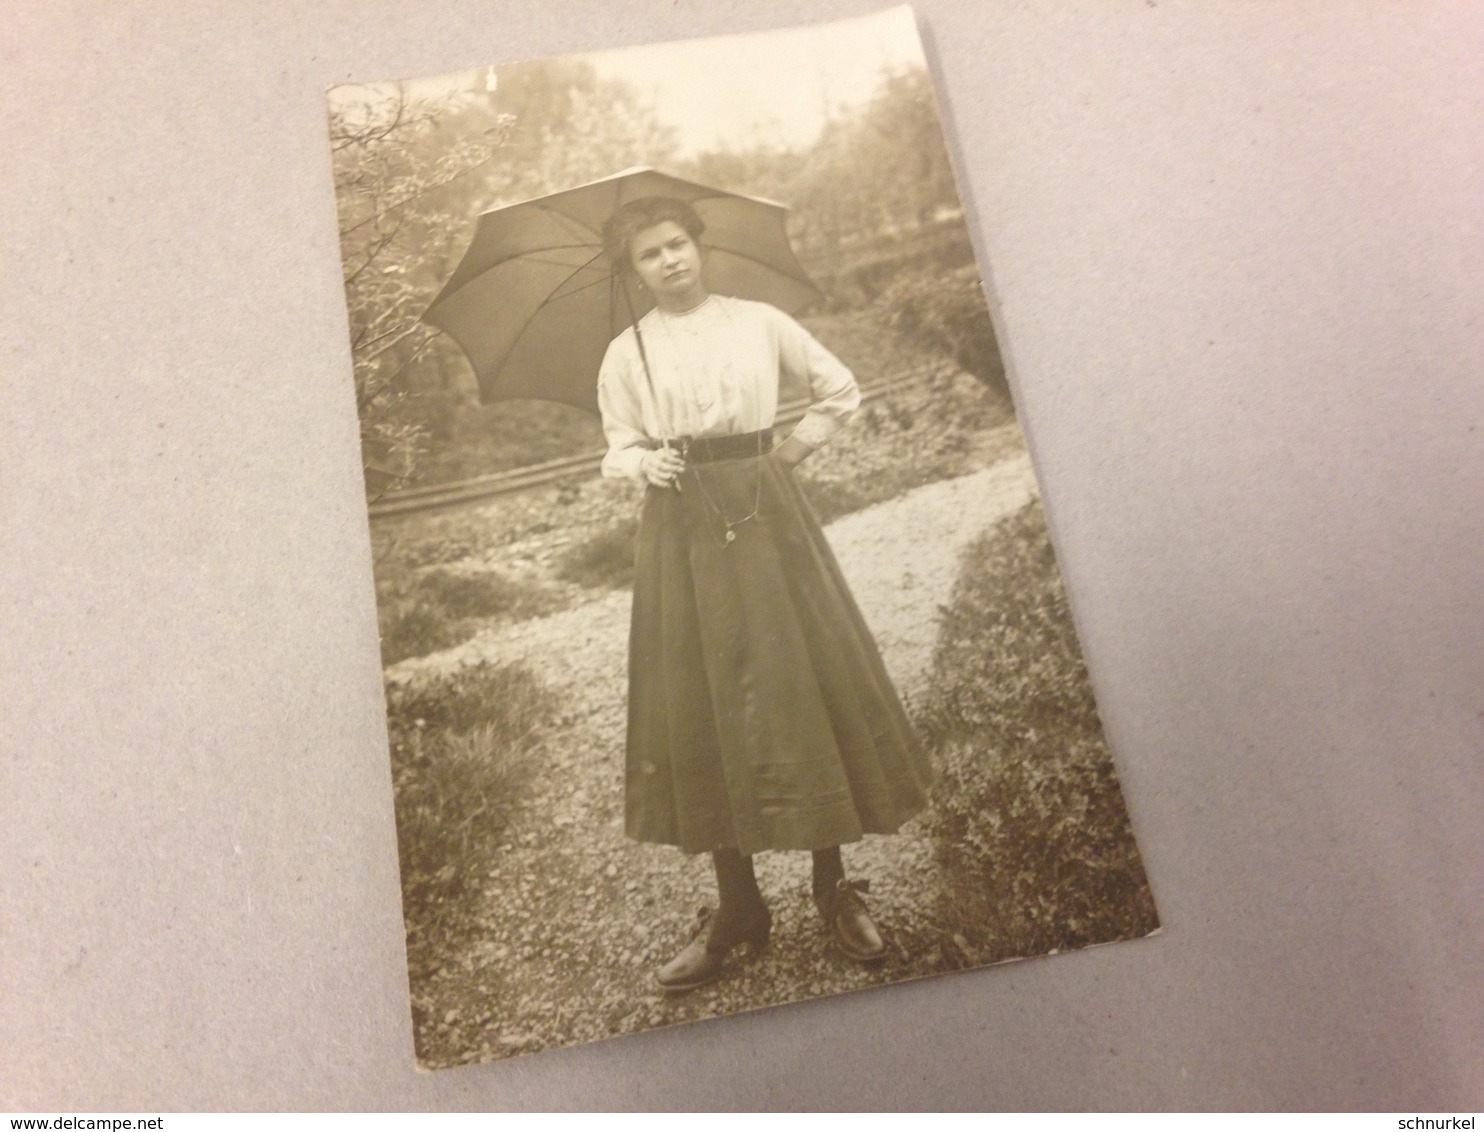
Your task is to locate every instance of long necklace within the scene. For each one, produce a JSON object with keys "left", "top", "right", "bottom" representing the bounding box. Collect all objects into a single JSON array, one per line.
[
  {"left": 650, "top": 298, "right": 766, "bottom": 548},
  {"left": 687, "top": 429, "right": 763, "bottom": 546}
]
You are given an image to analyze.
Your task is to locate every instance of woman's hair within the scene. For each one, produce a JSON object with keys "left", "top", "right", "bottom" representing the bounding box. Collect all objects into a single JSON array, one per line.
[{"left": 602, "top": 196, "right": 706, "bottom": 273}]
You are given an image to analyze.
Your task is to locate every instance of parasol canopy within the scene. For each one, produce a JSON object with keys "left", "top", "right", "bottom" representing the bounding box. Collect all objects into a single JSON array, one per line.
[{"left": 422, "top": 166, "right": 822, "bottom": 417}]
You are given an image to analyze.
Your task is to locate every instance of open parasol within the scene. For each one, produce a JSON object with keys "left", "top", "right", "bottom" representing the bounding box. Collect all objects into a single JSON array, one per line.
[{"left": 421, "top": 166, "right": 821, "bottom": 417}]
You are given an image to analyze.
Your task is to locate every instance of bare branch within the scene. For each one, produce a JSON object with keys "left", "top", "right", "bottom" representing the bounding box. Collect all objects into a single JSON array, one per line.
[
  {"left": 336, "top": 127, "right": 510, "bottom": 239},
  {"left": 354, "top": 321, "right": 431, "bottom": 366}
]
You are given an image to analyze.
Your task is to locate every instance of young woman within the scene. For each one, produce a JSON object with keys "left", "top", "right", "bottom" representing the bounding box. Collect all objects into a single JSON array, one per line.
[{"left": 597, "top": 196, "right": 932, "bottom": 992}]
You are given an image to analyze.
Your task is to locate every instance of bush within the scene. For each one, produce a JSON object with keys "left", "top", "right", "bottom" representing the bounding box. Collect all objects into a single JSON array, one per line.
[
  {"left": 385, "top": 662, "right": 558, "bottom": 968},
  {"left": 919, "top": 502, "right": 1098, "bottom": 747},
  {"left": 916, "top": 499, "right": 1158, "bottom": 964},
  {"left": 554, "top": 513, "right": 638, "bottom": 590},
  {"left": 810, "top": 218, "right": 980, "bottom": 310},
  {"left": 793, "top": 369, "right": 1013, "bottom": 524},
  {"left": 876, "top": 264, "right": 1008, "bottom": 400},
  {"left": 416, "top": 567, "right": 553, "bottom": 621},
  {"left": 380, "top": 602, "right": 465, "bottom": 668},
  {"left": 378, "top": 567, "right": 559, "bottom": 666}
]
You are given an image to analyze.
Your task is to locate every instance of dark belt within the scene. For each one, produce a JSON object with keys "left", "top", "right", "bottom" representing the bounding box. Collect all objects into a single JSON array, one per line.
[{"left": 681, "top": 429, "right": 773, "bottom": 463}]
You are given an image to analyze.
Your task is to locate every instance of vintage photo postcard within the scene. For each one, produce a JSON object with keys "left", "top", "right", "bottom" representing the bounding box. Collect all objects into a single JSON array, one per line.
[{"left": 325, "top": 6, "right": 1159, "bottom": 1069}]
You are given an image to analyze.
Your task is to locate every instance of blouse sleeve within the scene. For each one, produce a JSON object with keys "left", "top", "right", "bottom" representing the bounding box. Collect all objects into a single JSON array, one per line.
[
  {"left": 771, "top": 307, "right": 861, "bottom": 450},
  {"left": 597, "top": 334, "right": 651, "bottom": 481}
]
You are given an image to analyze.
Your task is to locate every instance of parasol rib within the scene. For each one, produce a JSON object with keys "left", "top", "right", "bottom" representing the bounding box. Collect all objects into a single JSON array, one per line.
[{"left": 422, "top": 169, "right": 821, "bottom": 413}]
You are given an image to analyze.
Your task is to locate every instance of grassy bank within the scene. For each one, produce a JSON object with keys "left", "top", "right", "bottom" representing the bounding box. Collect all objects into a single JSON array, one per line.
[
  {"left": 375, "top": 559, "right": 564, "bottom": 667},
  {"left": 915, "top": 499, "right": 1159, "bottom": 965},
  {"left": 385, "top": 662, "right": 560, "bottom": 979}
]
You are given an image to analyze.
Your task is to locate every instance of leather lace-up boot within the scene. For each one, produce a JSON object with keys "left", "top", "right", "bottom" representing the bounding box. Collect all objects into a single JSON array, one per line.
[
  {"left": 656, "top": 904, "right": 772, "bottom": 993},
  {"left": 815, "top": 877, "right": 886, "bottom": 963},
  {"left": 656, "top": 848, "right": 771, "bottom": 993}
]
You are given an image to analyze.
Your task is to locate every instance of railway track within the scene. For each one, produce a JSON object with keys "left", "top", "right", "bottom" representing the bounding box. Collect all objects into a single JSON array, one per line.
[{"left": 368, "top": 364, "right": 942, "bottom": 520}]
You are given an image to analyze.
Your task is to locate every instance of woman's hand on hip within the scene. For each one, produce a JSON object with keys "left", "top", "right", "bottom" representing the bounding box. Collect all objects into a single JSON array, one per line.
[
  {"left": 771, "top": 434, "right": 814, "bottom": 471},
  {"left": 640, "top": 446, "right": 686, "bottom": 488}
]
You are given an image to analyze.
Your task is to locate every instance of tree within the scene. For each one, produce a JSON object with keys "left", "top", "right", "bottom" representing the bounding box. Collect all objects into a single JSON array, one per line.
[
  {"left": 329, "top": 81, "right": 515, "bottom": 496},
  {"left": 680, "top": 146, "right": 807, "bottom": 207},
  {"left": 786, "top": 65, "right": 960, "bottom": 270},
  {"left": 477, "top": 59, "right": 677, "bottom": 207}
]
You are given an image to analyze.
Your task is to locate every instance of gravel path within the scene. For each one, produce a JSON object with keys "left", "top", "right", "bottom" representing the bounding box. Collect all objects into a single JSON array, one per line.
[{"left": 389, "top": 451, "right": 1038, "bottom": 1067}]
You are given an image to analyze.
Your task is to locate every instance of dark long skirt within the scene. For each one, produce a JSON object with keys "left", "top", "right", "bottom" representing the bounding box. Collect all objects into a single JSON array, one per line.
[{"left": 625, "top": 451, "right": 933, "bottom": 856}]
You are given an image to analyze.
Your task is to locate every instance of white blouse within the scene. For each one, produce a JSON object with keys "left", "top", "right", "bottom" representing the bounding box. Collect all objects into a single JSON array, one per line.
[{"left": 596, "top": 295, "right": 861, "bottom": 481}]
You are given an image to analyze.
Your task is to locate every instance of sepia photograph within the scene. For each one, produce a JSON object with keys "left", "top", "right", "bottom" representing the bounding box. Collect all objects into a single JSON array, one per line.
[{"left": 325, "top": 6, "right": 1159, "bottom": 1069}]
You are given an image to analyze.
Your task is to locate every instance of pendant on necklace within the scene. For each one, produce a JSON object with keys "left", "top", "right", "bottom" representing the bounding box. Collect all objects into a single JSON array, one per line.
[{"left": 725, "top": 529, "right": 737, "bottom": 544}]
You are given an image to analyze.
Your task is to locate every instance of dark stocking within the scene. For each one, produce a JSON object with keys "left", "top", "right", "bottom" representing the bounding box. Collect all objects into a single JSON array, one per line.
[
  {"left": 811, "top": 845, "right": 846, "bottom": 905},
  {"left": 709, "top": 848, "right": 766, "bottom": 946}
]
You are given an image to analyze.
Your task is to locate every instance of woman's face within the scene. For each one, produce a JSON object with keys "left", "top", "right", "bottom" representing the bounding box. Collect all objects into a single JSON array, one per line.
[{"left": 628, "top": 220, "right": 706, "bottom": 310}]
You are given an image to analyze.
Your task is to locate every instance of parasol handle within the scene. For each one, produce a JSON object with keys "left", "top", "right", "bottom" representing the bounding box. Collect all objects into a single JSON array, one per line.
[{"left": 619, "top": 274, "right": 683, "bottom": 490}]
